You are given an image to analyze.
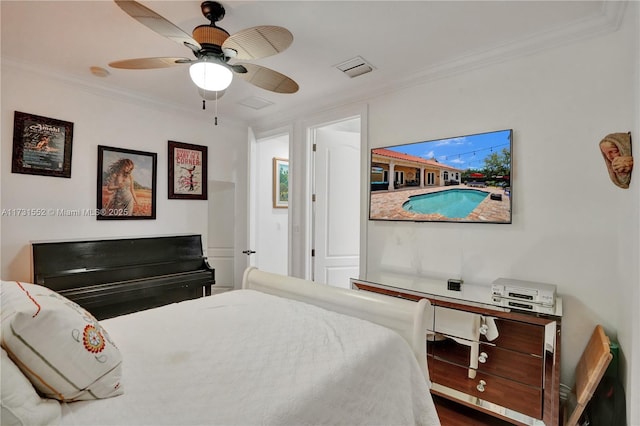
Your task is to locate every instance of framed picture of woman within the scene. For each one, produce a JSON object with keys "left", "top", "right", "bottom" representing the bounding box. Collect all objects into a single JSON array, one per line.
[{"left": 97, "top": 145, "right": 157, "bottom": 220}]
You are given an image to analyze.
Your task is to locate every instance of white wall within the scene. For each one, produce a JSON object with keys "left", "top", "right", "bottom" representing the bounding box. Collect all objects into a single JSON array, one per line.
[
  {"left": 364, "top": 0, "right": 637, "bottom": 408},
  {"left": 1, "top": 62, "right": 247, "bottom": 282},
  {"left": 626, "top": 3, "right": 640, "bottom": 422}
]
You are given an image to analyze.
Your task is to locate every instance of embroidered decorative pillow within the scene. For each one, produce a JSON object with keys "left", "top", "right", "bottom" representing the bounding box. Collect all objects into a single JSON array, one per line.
[
  {"left": 0, "top": 347, "right": 61, "bottom": 426},
  {"left": 0, "top": 281, "right": 123, "bottom": 401}
]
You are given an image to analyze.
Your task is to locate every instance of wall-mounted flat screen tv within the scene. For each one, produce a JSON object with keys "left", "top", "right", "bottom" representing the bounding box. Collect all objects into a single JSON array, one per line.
[{"left": 369, "top": 129, "right": 512, "bottom": 224}]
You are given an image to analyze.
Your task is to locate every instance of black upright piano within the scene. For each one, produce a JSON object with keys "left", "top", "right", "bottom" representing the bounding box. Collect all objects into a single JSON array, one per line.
[{"left": 31, "top": 234, "right": 215, "bottom": 320}]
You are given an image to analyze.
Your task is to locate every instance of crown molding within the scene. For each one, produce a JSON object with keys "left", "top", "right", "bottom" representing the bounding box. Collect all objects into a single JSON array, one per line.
[
  {"left": 2, "top": 57, "right": 249, "bottom": 128},
  {"left": 3, "top": 0, "right": 629, "bottom": 132},
  {"left": 253, "top": 0, "right": 629, "bottom": 129},
  {"left": 393, "top": 0, "right": 629, "bottom": 88}
]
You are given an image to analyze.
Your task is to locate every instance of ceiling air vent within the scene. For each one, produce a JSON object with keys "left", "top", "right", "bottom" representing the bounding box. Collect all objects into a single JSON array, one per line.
[
  {"left": 238, "top": 96, "right": 274, "bottom": 110},
  {"left": 335, "top": 56, "right": 374, "bottom": 78}
]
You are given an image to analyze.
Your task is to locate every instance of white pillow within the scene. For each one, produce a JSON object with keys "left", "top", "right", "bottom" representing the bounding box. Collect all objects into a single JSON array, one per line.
[
  {"left": 1, "top": 347, "right": 61, "bottom": 426},
  {"left": 1, "top": 281, "right": 123, "bottom": 401}
]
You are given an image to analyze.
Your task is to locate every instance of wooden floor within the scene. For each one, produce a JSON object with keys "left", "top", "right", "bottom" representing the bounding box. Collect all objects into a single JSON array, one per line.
[{"left": 433, "top": 395, "right": 514, "bottom": 426}]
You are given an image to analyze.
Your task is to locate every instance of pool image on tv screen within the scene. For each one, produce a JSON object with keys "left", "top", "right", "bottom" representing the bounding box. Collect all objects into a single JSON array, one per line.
[{"left": 369, "top": 129, "right": 512, "bottom": 224}]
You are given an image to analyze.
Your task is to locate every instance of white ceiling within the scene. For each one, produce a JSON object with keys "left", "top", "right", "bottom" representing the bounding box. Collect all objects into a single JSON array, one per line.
[{"left": 0, "top": 1, "right": 625, "bottom": 125}]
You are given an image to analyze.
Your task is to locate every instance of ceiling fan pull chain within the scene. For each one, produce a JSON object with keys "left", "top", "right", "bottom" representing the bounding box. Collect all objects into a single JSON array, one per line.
[
  {"left": 214, "top": 91, "right": 219, "bottom": 126},
  {"left": 202, "top": 99, "right": 206, "bottom": 110}
]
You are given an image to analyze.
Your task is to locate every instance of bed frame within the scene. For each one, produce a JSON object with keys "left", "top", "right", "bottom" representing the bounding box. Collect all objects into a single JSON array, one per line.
[
  {"left": 242, "top": 267, "right": 432, "bottom": 379},
  {"left": 30, "top": 240, "right": 432, "bottom": 381}
]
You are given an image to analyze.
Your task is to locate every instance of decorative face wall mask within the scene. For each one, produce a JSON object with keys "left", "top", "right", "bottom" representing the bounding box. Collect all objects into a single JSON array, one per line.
[{"left": 599, "top": 132, "right": 633, "bottom": 189}]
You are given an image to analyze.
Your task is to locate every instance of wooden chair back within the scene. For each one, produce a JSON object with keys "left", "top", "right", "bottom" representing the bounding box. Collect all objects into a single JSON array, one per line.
[{"left": 564, "top": 325, "right": 613, "bottom": 426}]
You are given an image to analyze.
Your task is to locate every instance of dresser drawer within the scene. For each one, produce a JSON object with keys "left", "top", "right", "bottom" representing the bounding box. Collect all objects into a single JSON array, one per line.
[
  {"left": 429, "top": 336, "right": 543, "bottom": 387},
  {"left": 429, "top": 356, "right": 543, "bottom": 419},
  {"left": 481, "top": 317, "right": 545, "bottom": 356},
  {"left": 432, "top": 307, "right": 545, "bottom": 356}
]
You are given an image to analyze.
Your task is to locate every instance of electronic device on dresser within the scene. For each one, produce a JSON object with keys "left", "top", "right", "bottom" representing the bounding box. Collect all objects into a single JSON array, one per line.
[
  {"left": 351, "top": 272, "right": 562, "bottom": 426},
  {"left": 31, "top": 234, "right": 215, "bottom": 320},
  {"left": 491, "top": 277, "right": 556, "bottom": 307}
]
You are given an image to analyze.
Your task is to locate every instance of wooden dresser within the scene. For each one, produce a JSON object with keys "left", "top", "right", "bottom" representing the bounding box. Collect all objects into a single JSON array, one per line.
[{"left": 351, "top": 273, "right": 562, "bottom": 426}]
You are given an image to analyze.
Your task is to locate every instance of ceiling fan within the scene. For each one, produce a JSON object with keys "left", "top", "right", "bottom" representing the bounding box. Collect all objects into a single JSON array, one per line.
[{"left": 109, "top": 0, "right": 299, "bottom": 99}]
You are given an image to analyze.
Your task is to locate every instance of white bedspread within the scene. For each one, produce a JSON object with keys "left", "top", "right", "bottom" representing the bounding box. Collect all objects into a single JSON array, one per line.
[{"left": 60, "top": 290, "right": 440, "bottom": 426}]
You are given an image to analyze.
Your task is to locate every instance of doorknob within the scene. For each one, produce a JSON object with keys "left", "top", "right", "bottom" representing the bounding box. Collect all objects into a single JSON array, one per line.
[{"left": 242, "top": 250, "right": 256, "bottom": 255}]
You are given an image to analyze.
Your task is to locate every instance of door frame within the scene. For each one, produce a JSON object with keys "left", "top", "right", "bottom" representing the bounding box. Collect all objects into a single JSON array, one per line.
[{"left": 302, "top": 104, "right": 369, "bottom": 281}]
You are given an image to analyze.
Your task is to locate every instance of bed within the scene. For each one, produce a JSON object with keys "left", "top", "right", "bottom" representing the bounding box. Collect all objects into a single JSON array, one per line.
[{"left": 1, "top": 267, "right": 440, "bottom": 426}]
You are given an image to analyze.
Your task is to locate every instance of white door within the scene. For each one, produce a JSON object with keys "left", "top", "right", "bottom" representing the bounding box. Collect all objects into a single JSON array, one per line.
[
  {"left": 207, "top": 180, "right": 235, "bottom": 291},
  {"left": 313, "top": 119, "right": 360, "bottom": 288}
]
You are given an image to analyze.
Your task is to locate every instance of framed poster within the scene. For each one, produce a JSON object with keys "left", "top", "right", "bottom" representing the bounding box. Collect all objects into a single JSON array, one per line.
[
  {"left": 168, "top": 141, "right": 208, "bottom": 200},
  {"left": 11, "top": 111, "right": 74, "bottom": 178},
  {"left": 97, "top": 145, "right": 157, "bottom": 220},
  {"left": 273, "top": 157, "right": 289, "bottom": 208}
]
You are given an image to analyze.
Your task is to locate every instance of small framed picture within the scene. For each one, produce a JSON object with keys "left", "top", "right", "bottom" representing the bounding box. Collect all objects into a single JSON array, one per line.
[
  {"left": 273, "top": 157, "right": 289, "bottom": 208},
  {"left": 11, "top": 111, "right": 74, "bottom": 178},
  {"left": 97, "top": 145, "right": 157, "bottom": 220},
  {"left": 168, "top": 141, "right": 208, "bottom": 200}
]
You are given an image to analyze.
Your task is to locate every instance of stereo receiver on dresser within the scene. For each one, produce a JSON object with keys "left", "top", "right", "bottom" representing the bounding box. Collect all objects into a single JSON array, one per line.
[{"left": 491, "top": 277, "right": 556, "bottom": 307}]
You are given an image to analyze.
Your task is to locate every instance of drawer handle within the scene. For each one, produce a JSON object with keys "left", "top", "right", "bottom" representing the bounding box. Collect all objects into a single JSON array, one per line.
[
  {"left": 476, "top": 380, "right": 487, "bottom": 392},
  {"left": 478, "top": 352, "right": 488, "bottom": 363},
  {"left": 479, "top": 324, "right": 489, "bottom": 335}
]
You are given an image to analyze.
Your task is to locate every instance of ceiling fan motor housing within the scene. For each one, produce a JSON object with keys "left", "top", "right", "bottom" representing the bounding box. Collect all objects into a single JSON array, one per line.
[{"left": 193, "top": 25, "right": 230, "bottom": 53}]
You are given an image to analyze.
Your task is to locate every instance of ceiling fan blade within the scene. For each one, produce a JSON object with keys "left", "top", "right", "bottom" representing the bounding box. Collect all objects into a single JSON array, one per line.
[
  {"left": 109, "top": 57, "right": 192, "bottom": 69},
  {"left": 236, "top": 63, "right": 298, "bottom": 94},
  {"left": 222, "top": 26, "right": 293, "bottom": 60},
  {"left": 114, "top": 0, "right": 201, "bottom": 50}
]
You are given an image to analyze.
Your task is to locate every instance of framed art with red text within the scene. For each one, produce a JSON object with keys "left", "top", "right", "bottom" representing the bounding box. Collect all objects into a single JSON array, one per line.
[{"left": 168, "top": 140, "right": 208, "bottom": 200}]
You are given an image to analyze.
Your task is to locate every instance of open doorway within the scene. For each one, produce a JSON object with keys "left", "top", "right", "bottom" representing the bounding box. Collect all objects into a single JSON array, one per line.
[
  {"left": 309, "top": 116, "right": 361, "bottom": 288},
  {"left": 247, "top": 131, "right": 290, "bottom": 275}
]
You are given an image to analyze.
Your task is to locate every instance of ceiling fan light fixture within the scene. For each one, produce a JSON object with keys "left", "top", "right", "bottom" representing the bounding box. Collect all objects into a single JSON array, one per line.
[
  {"left": 111, "top": 0, "right": 299, "bottom": 102},
  {"left": 189, "top": 61, "right": 233, "bottom": 91}
]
